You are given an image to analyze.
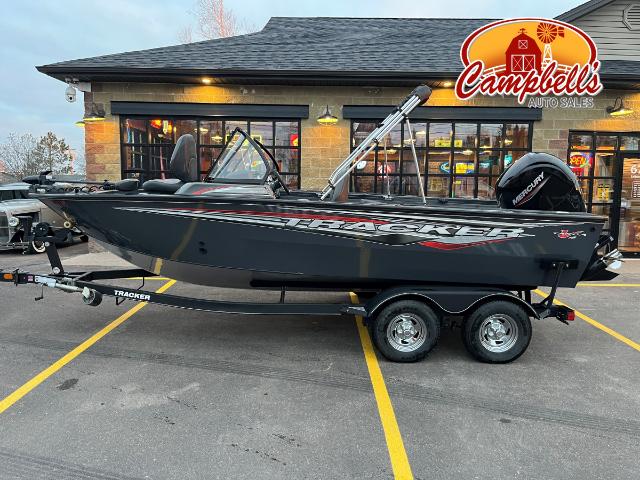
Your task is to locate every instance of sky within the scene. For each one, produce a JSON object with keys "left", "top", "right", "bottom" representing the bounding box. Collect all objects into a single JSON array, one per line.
[{"left": 0, "top": 0, "right": 584, "bottom": 157}]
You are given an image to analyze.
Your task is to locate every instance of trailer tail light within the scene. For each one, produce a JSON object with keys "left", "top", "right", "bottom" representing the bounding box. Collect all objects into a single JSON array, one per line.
[{"left": 567, "top": 310, "right": 576, "bottom": 321}]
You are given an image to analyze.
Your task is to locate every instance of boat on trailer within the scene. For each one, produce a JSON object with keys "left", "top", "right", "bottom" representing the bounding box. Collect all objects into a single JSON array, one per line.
[{"left": 2, "top": 85, "right": 622, "bottom": 363}]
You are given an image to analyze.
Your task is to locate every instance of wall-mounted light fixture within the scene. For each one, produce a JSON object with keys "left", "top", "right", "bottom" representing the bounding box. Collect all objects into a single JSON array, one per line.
[
  {"left": 442, "top": 80, "right": 454, "bottom": 88},
  {"left": 606, "top": 97, "right": 634, "bottom": 117},
  {"left": 317, "top": 105, "right": 338, "bottom": 125},
  {"left": 201, "top": 77, "right": 212, "bottom": 85},
  {"left": 83, "top": 104, "right": 105, "bottom": 123}
]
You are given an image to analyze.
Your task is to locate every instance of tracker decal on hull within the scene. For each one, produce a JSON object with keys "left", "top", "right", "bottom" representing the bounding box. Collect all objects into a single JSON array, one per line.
[{"left": 115, "top": 206, "right": 538, "bottom": 249}]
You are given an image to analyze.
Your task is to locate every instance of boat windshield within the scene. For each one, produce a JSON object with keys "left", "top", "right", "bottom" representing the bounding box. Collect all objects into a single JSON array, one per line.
[{"left": 206, "top": 130, "right": 271, "bottom": 183}]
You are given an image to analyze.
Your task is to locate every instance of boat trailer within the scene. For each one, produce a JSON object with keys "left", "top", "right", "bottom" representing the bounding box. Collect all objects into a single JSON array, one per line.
[{"left": 1, "top": 223, "right": 577, "bottom": 364}]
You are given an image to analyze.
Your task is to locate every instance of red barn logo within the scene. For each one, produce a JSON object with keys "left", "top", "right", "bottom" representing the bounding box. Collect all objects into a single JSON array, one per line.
[{"left": 456, "top": 18, "right": 603, "bottom": 103}]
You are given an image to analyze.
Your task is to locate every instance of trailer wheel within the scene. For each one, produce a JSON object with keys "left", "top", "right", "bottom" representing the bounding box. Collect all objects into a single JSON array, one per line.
[
  {"left": 371, "top": 300, "right": 440, "bottom": 362},
  {"left": 462, "top": 301, "right": 531, "bottom": 363},
  {"left": 82, "top": 289, "right": 102, "bottom": 307}
]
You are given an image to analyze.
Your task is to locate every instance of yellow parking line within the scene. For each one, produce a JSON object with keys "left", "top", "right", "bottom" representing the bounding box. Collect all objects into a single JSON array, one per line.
[
  {"left": 0, "top": 280, "right": 176, "bottom": 414},
  {"left": 577, "top": 283, "right": 640, "bottom": 287},
  {"left": 533, "top": 289, "right": 640, "bottom": 353},
  {"left": 126, "top": 277, "right": 171, "bottom": 281},
  {"left": 350, "top": 293, "right": 413, "bottom": 480}
]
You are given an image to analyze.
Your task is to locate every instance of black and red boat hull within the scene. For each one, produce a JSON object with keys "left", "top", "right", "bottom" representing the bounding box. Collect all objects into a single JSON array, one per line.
[{"left": 40, "top": 193, "right": 606, "bottom": 290}]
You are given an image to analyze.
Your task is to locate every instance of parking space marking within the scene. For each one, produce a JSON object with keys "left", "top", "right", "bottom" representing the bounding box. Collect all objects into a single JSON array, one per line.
[
  {"left": 126, "top": 277, "right": 171, "bottom": 281},
  {"left": 533, "top": 289, "right": 640, "bottom": 353},
  {"left": 350, "top": 293, "right": 413, "bottom": 480},
  {"left": 0, "top": 280, "right": 176, "bottom": 414}
]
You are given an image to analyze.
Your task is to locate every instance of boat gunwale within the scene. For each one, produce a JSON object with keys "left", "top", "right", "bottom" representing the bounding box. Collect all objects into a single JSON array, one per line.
[{"left": 33, "top": 191, "right": 607, "bottom": 224}]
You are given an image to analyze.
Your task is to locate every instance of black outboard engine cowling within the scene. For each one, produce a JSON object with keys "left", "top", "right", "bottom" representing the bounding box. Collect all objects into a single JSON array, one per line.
[{"left": 496, "top": 152, "right": 586, "bottom": 212}]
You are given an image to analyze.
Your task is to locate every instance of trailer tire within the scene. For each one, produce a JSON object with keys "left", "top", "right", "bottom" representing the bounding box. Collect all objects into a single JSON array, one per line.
[
  {"left": 462, "top": 301, "right": 531, "bottom": 363},
  {"left": 371, "top": 300, "right": 440, "bottom": 362},
  {"left": 82, "top": 289, "right": 102, "bottom": 307}
]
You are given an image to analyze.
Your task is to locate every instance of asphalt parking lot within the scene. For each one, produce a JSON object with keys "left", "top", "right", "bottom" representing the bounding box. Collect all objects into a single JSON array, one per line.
[{"left": 0, "top": 245, "right": 639, "bottom": 479}]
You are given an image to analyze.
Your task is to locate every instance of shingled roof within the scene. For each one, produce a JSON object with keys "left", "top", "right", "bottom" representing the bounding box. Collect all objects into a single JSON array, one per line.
[
  {"left": 36, "top": 17, "right": 495, "bottom": 85},
  {"left": 37, "top": 16, "right": 640, "bottom": 86}
]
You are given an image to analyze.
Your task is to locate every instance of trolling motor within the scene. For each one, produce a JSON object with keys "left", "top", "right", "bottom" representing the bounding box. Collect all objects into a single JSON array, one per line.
[{"left": 21, "top": 170, "right": 126, "bottom": 192}]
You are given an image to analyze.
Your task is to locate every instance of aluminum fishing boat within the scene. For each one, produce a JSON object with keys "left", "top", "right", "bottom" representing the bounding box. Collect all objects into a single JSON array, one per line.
[
  {"left": 31, "top": 85, "right": 619, "bottom": 291},
  {"left": 5, "top": 85, "right": 623, "bottom": 363}
]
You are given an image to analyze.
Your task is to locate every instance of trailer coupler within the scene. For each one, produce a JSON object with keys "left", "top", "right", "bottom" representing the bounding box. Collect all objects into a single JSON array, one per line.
[{"left": 1, "top": 271, "right": 102, "bottom": 305}]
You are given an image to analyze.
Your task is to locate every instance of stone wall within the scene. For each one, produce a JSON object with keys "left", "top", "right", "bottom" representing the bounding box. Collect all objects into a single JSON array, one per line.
[{"left": 84, "top": 83, "right": 640, "bottom": 189}]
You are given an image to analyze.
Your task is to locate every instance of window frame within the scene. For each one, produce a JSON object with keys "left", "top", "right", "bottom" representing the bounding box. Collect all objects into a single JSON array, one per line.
[
  {"left": 119, "top": 116, "right": 302, "bottom": 188},
  {"left": 567, "top": 130, "right": 640, "bottom": 238},
  {"left": 349, "top": 119, "right": 533, "bottom": 199}
]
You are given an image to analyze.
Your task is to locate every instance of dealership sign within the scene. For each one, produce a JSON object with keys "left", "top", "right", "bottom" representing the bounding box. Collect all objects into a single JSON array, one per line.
[{"left": 455, "top": 18, "right": 603, "bottom": 104}]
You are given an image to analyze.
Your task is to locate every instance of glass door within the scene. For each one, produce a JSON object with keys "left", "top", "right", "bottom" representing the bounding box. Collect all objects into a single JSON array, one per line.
[{"left": 618, "top": 155, "right": 640, "bottom": 254}]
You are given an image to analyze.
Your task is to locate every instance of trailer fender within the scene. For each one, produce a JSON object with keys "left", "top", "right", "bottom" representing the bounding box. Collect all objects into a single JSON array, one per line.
[{"left": 362, "top": 287, "right": 539, "bottom": 321}]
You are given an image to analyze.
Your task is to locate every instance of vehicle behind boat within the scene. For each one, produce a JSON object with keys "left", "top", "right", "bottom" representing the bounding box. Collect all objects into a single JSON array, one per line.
[{"left": 0, "top": 181, "right": 86, "bottom": 254}]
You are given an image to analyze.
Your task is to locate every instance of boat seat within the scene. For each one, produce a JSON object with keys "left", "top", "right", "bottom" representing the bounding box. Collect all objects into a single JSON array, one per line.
[
  {"left": 142, "top": 134, "right": 199, "bottom": 193},
  {"left": 114, "top": 178, "right": 140, "bottom": 192}
]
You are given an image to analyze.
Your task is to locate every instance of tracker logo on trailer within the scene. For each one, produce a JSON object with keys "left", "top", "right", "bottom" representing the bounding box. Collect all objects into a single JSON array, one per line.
[
  {"left": 114, "top": 289, "right": 151, "bottom": 301},
  {"left": 455, "top": 18, "right": 603, "bottom": 103}
]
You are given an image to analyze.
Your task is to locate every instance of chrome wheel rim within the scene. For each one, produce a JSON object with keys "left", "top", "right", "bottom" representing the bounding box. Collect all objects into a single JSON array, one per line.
[
  {"left": 479, "top": 314, "right": 518, "bottom": 353},
  {"left": 386, "top": 313, "right": 427, "bottom": 352}
]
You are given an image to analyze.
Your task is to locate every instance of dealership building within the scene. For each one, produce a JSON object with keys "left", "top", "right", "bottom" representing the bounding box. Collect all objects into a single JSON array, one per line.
[{"left": 38, "top": 0, "right": 640, "bottom": 254}]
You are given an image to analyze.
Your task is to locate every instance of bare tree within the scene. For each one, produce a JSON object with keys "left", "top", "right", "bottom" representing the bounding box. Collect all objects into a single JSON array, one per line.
[
  {"left": 72, "top": 150, "right": 86, "bottom": 176},
  {"left": 178, "top": 0, "right": 255, "bottom": 43},
  {"left": 0, "top": 133, "right": 39, "bottom": 179},
  {"left": 177, "top": 25, "right": 193, "bottom": 44},
  {"left": 0, "top": 132, "right": 73, "bottom": 179}
]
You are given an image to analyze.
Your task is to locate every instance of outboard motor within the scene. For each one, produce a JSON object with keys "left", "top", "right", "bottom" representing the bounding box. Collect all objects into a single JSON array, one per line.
[
  {"left": 496, "top": 152, "right": 586, "bottom": 212},
  {"left": 496, "top": 152, "right": 622, "bottom": 281}
]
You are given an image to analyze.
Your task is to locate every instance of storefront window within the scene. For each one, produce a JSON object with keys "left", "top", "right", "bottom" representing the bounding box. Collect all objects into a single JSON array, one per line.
[
  {"left": 621, "top": 135, "right": 640, "bottom": 151},
  {"left": 504, "top": 123, "right": 530, "bottom": 149},
  {"left": 596, "top": 135, "right": 617, "bottom": 150},
  {"left": 569, "top": 133, "right": 593, "bottom": 150},
  {"left": 351, "top": 120, "right": 533, "bottom": 198},
  {"left": 566, "top": 130, "right": 640, "bottom": 249},
  {"left": 120, "top": 117, "right": 301, "bottom": 187},
  {"left": 480, "top": 124, "right": 502, "bottom": 149},
  {"left": 429, "top": 123, "right": 452, "bottom": 147}
]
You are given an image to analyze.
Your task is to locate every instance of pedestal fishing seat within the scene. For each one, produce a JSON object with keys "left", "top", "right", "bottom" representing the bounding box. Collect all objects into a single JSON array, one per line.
[{"left": 142, "top": 134, "right": 199, "bottom": 193}]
